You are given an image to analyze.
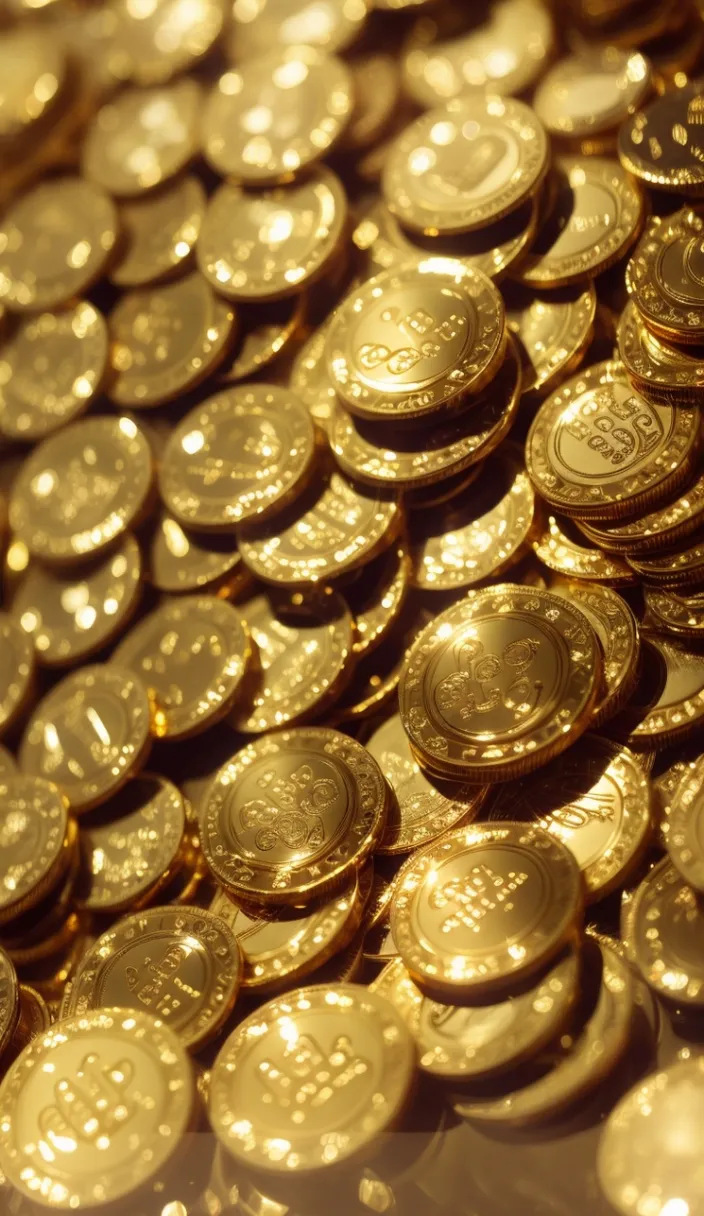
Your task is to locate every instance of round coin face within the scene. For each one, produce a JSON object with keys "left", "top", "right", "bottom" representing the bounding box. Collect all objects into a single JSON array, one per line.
[
  {"left": 630, "top": 856, "right": 704, "bottom": 1006},
  {"left": 618, "top": 299, "right": 704, "bottom": 405},
  {"left": 202, "top": 47, "right": 353, "bottom": 184},
  {"left": 504, "top": 282, "right": 596, "bottom": 395},
  {"left": 0, "top": 178, "right": 117, "bottom": 312},
  {"left": 627, "top": 208, "right": 704, "bottom": 345},
  {"left": 209, "top": 983, "right": 414, "bottom": 1174},
  {"left": 666, "top": 758, "right": 704, "bottom": 892},
  {"left": 228, "top": 0, "right": 368, "bottom": 58},
  {"left": 326, "top": 259, "right": 506, "bottom": 419},
  {"left": 9, "top": 416, "right": 154, "bottom": 566},
  {"left": 0, "top": 775, "right": 69, "bottom": 925},
  {"left": 399, "top": 583, "right": 601, "bottom": 782},
  {"left": 159, "top": 385, "right": 316, "bottom": 529},
  {"left": 201, "top": 728, "right": 388, "bottom": 904},
  {"left": 382, "top": 95, "right": 549, "bottom": 235},
  {"left": 111, "top": 176, "right": 206, "bottom": 288},
  {"left": 64, "top": 906, "right": 241, "bottom": 1051},
  {"left": 0, "top": 1008, "right": 195, "bottom": 1210},
  {"left": 534, "top": 48, "right": 651, "bottom": 139},
  {"left": 0, "top": 613, "right": 35, "bottom": 737},
  {"left": 550, "top": 581, "right": 640, "bottom": 726},
  {"left": 114, "top": 596, "right": 251, "bottom": 740},
  {"left": 109, "top": 0, "right": 224, "bottom": 85},
  {"left": 390, "top": 822, "right": 583, "bottom": 1002},
  {"left": 197, "top": 170, "right": 347, "bottom": 302},
  {"left": 619, "top": 83, "right": 704, "bottom": 193}
]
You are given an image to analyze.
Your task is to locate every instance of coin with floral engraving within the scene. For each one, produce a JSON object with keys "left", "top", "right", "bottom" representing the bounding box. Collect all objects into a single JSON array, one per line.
[
  {"left": 644, "top": 586, "right": 704, "bottom": 638},
  {"left": 111, "top": 176, "right": 206, "bottom": 287}
]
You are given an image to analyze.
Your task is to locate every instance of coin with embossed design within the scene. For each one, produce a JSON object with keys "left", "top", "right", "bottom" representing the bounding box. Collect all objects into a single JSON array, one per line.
[
  {"left": 619, "top": 82, "right": 704, "bottom": 194},
  {"left": 626, "top": 208, "right": 704, "bottom": 345},
  {"left": 111, "top": 176, "right": 206, "bottom": 288},
  {"left": 629, "top": 855, "right": 704, "bottom": 1007},
  {"left": 550, "top": 581, "right": 640, "bottom": 726},
  {"left": 0, "top": 613, "right": 35, "bottom": 738},
  {"left": 0, "top": 775, "right": 72, "bottom": 926},
  {"left": 504, "top": 283, "right": 596, "bottom": 395},
  {"left": 618, "top": 298, "right": 704, "bottom": 406},
  {"left": 532, "top": 514, "right": 637, "bottom": 585}
]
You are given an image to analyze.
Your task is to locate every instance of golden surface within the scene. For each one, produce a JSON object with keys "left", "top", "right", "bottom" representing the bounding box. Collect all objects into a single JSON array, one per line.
[
  {"left": 627, "top": 207, "right": 704, "bottom": 344},
  {"left": 0, "top": 613, "right": 35, "bottom": 737},
  {"left": 665, "top": 756, "right": 704, "bottom": 892},
  {"left": 619, "top": 81, "right": 704, "bottom": 193},
  {"left": 111, "top": 175, "right": 206, "bottom": 288},
  {"left": 346, "top": 541, "right": 410, "bottom": 656},
  {"left": 227, "top": 0, "right": 368, "bottom": 59},
  {"left": 630, "top": 855, "right": 704, "bottom": 1007},
  {"left": 551, "top": 580, "right": 640, "bottom": 726},
  {"left": 0, "top": 27, "right": 65, "bottom": 142},
  {"left": 0, "top": 948, "right": 19, "bottom": 1061},
  {"left": 612, "top": 633, "right": 704, "bottom": 749},
  {"left": 108, "top": 0, "right": 224, "bottom": 85},
  {"left": 534, "top": 48, "right": 651, "bottom": 138},
  {"left": 618, "top": 298, "right": 704, "bottom": 405},
  {"left": 505, "top": 282, "right": 596, "bottom": 394},
  {"left": 0, "top": 775, "right": 70, "bottom": 926},
  {"left": 531, "top": 513, "right": 637, "bottom": 585},
  {"left": 147, "top": 509, "right": 249, "bottom": 598}
]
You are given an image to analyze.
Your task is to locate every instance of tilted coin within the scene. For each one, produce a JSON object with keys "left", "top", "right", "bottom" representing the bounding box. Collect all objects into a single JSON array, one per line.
[
  {"left": 619, "top": 81, "right": 704, "bottom": 193},
  {"left": 0, "top": 948, "right": 19, "bottom": 1060},
  {"left": 345, "top": 541, "right": 411, "bottom": 656},
  {"left": 0, "top": 303, "right": 108, "bottom": 442},
  {"left": 0, "top": 837, "right": 80, "bottom": 967},
  {"left": 532, "top": 513, "right": 637, "bottom": 585},
  {"left": 108, "top": 273, "right": 235, "bottom": 408},
  {"left": 13, "top": 534, "right": 143, "bottom": 667},
  {"left": 147, "top": 510, "right": 250, "bottom": 598},
  {"left": 628, "top": 533, "right": 704, "bottom": 589},
  {"left": 111, "top": 175, "right": 206, "bottom": 288},
  {"left": 332, "top": 598, "right": 433, "bottom": 725},
  {"left": 0, "top": 1008, "right": 195, "bottom": 1210},
  {"left": 227, "top": 0, "right": 368, "bottom": 58},
  {"left": 326, "top": 259, "right": 506, "bottom": 420},
  {"left": 289, "top": 318, "right": 338, "bottom": 429},
  {"left": 629, "top": 855, "right": 704, "bottom": 1007},
  {"left": 390, "top": 822, "right": 583, "bottom": 1003},
  {"left": 202, "top": 47, "right": 353, "bottom": 184},
  {"left": 64, "top": 905, "right": 241, "bottom": 1051},
  {"left": 0, "top": 26, "right": 65, "bottom": 143},
  {"left": 579, "top": 470, "right": 704, "bottom": 556},
  {"left": 9, "top": 415, "right": 154, "bottom": 566},
  {"left": 517, "top": 159, "right": 644, "bottom": 288},
  {"left": 665, "top": 757, "right": 704, "bottom": 892},
  {"left": 644, "top": 586, "right": 704, "bottom": 638},
  {"left": 159, "top": 385, "right": 317, "bottom": 530},
  {"left": 0, "top": 177, "right": 117, "bottom": 312},
  {"left": 549, "top": 580, "right": 640, "bottom": 726},
  {"left": 220, "top": 296, "right": 306, "bottom": 384},
  {"left": 504, "top": 282, "right": 596, "bottom": 395},
  {"left": 107, "top": 0, "right": 224, "bottom": 85},
  {"left": 201, "top": 727, "right": 388, "bottom": 905},
  {"left": 534, "top": 48, "right": 651, "bottom": 139},
  {"left": 341, "top": 52, "right": 400, "bottom": 151},
  {"left": 198, "top": 169, "right": 347, "bottom": 302},
  {"left": 609, "top": 632, "right": 704, "bottom": 750},
  {"left": 382, "top": 95, "right": 549, "bottom": 236},
  {"left": 82, "top": 77, "right": 202, "bottom": 195},
  {"left": 209, "top": 983, "right": 414, "bottom": 1174},
  {"left": 114, "top": 595, "right": 251, "bottom": 740},
  {"left": 19, "top": 664, "right": 152, "bottom": 814},
  {"left": 0, "top": 775, "right": 71, "bottom": 926},
  {"left": 626, "top": 207, "right": 704, "bottom": 345},
  {"left": 0, "top": 746, "right": 16, "bottom": 778},
  {"left": 0, "top": 613, "right": 35, "bottom": 738},
  {"left": 618, "top": 298, "right": 704, "bottom": 406},
  {"left": 526, "top": 361, "right": 701, "bottom": 521},
  {"left": 399, "top": 583, "right": 602, "bottom": 782}
]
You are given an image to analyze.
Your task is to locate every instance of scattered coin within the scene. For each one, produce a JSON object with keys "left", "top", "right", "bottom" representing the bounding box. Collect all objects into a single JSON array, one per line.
[
  {"left": 0, "top": 774, "right": 72, "bottom": 926},
  {"left": 627, "top": 208, "right": 704, "bottom": 345},
  {"left": 227, "top": 0, "right": 368, "bottom": 59},
  {"left": 617, "top": 298, "right": 704, "bottom": 406},
  {"left": 504, "top": 282, "right": 596, "bottom": 395},
  {"left": 665, "top": 757, "right": 704, "bottom": 892},
  {"left": 107, "top": 0, "right": 224, "bottom": 85},
  {"left": 629, "top": 855, "right": 704, "bottom": 1007},
  {"left": 111, "top": 175, "right": 206, "bottom": 287},
  {"left": 532, "top": 513, "right": 637, "bottom": 585},
  {"left": 550, "top": 580, "right": 641, "bottom": 726}
]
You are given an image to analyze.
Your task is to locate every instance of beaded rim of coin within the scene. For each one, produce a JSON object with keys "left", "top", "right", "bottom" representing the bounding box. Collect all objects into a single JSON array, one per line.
[
  {"left": 618, "top": 298, "right": 704, "bottom": 404},
  {"left": 551, "top": 581, "right": 641, "bottom": 727},
  {"left": 326, "top": 258, "right": 506, "bottom": 420},
  {"left": 626, "top": 209, "right": 704, "bottom": 345},
  {"left": 629, "top": 855, "right": 704, "bottom": 1006},
  {"left": 625, "top": 632, "right": 704, "bottom": 747},
  {"left": 0, "top": 775, "right": 70, "bottom": 924},
  {"left": 390, "top": 822, "right": 583, "bottom": 1002},
  {"left": 665, "top": 757, "right": 704, "bottom": 892},
  {"left": 532, "top": 514, "right": 637, "bottom": 585},
  {"left": 628, "top": 536, "right": 704, "bottom": 587},
  {"left": 147, "top": 510, "right": 249, "bottom": 597},
  {"left": 534, "top": 48, "right": 651, "bottom": 138},
  {"left": 201, "top": 727, "right": 388, "bottom": 905},
  {"left": 382, "top": 95, "right": 550, "bottom": 236},
  {"left": 0, "top": 613, "right": 35, "bottom": 736},
  {"left": 111, "top": 175, "right": 207, "bottom": 288},
  {"left": 619, "top": 82, "right": 704, "bottom": 193},
  {"left": 505, "top": 282, "right": 596, "bottom": 395}
]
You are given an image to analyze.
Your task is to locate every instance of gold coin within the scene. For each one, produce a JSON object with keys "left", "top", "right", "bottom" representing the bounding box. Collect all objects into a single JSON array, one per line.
[
  {"left": 229, "top": 587, "right": 354, "bottom": 734},
  {"left": 391, "top": 822, "right": 583, "bottom": 1003},
  {"left": 107, "top": 0, "right": 224, "bottom": 85},
  {"left": 201, "top": 727, "right": 388, "bottom": 905},
  {"left": 209, "top": 982, "right": 414, "bottom": 1173},
  {"left": 644, "top": 585, "right": 704, "bottom": 638},
  {"left": 345, "top": 540, "right": 411, "bottom": 656},
  {"left": 0, "top": 613, "right": 35, "bottom": 738},
  {"left": 114, "top": 595, "right": 251, "bottom": 740},
  {"left": 399, "top": 583, "right": 601, "bottom": 782},
  {"left": 652, "top": 746, "right": 700, "bottom": 847},
  {"left": 0, "top": 177, "right": 117, "bottom": 312},
  {"left": 9, "top": 415, "right": 154, "bottom": 566},
  {"left": 0, "top": 947, "right": 19, "bottom": 1059},
  {"left": 108, "top": 272, "right": 235, "bottom": 408},
  {"left": 517, "top": 158, "right": 644, "bottom": 288},
  {"left": 326, "top": 259, "right": 506, "bottom": 420},
  {"left": 532, "top": 513, "right": 637, "bottom": 585},
  {"left": 342, "top": 52, "right": 400, "bottom": 151},
  {"left": 628, "top": 533, "right": 704, "bottom": 588},
  {"left": 220, "top": 295, "right": 306, "bottom": 383},
  {"left": 504, "top": 282, "right": 596, "bottom": 396},
  {"left": 202, "top": 47, "right": 353, "bottom": 185},
  {"left": 332, "top": 598, "right": 432, "bottom": 725},
  {"left": 665, "top": 757, "right": 704, "bottom": 892},
  {"left": 618, "top": 298, "right": 704, "bottom": 406},
  {"left": 404, "top": 462, "right": 483, "bottom": 510},
  {"left": 534, "top": 49, "right": 651, "bottom": 139},
  {"left": 610, "top": 633, "right": 704, "bottom": 750},
  {"left": 626, "top": 208, "right": 704, "bottom": 345},
  {"left": 365, "top": 711, "right": 487, "bottom": 854},
  {"left": 382, "top": 95, "right": 549, "bottom": 236},
  {"left": 13, "top": 534, "right": 143, "bottom": 667},
  {"left": 487, "top": 736, "right": 652, "bottom": 902},
  {"left": 64, "top": 905, "right": 241, "bottom": 1051},
  {"left": 409, "top": 449, "right": 535, "bottom": 592},
  {"left": 82, "top": 77, "right": 201, "bottom": 196},
  {"left": 159, "top": 385, "right": 317, "bottom": 530},
  {"left": 0, "top": 27, "right": 65, "bottom": 144},
  {"left": 551, "top": 580, "right": 640, "bottom": 727},
  {"left": 0, "top": 302, "right": 108, "bottom": 442},
  {"left": 6, "top": 984, "right": 50, "bottom": 1059},
  {"left": 111, "top": 175, "right": 206, "bottom": 288},
  {"left": 629, "top": 855, "right": 704, "bottom": 1006},
  {"left": 330, "top": 336, "right": 521, "bottom": 487},
  {"left": 0, "top": 746, "right": 16, "bottom": 778},
  {"left": 619, "top": 81, "right": 704, "bottom": 194},
  {"left": 371, "top": 946, "right": 578, "bottom": 1081},
  {"left": 597, "top": 1057, "right": 704, "bottom": 1216},
  {"left": 19, "top": 664, "right": 152, "bottom": 814},
  {"left": 227, "top": 0, "right": 368, "bottom": 59},
  {"left": 289, "top": 318, "right": 338, "bottom": 429},
  {"left": 579, "top": 470, "right": 704, "bottom": 555},
  {"left": 147, "top": 509, "right": 250, "bottom": 599},
  {"left": 0, "top": 839, "right": 80, "bottom": 967},
  {"left": 238, "top": 466, "right": 402, "bottom": 587},
  {"left": 0, "top": 1007, "right": 195, "bottom": 1210},
  {"left": 76, "top": 772, "right": 187, "bottom": 913},
  {"left": 526, "top": 360, "right": 701, "bottom": 521},
  {"left": 0, "top": 775, "right": 71, "bottom": 926},
  {"left": 198, "top": 171, "right": 347, "bottom": 303}
]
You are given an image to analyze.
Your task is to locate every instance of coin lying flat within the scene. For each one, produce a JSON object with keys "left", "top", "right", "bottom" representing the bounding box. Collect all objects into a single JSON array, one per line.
[
  {"left": 111, "top": 175, "right": 206, "bottom": 288},
  {"left": 665, "top": 757, "right": 704, "bottom": 892},
  {"left": 532, "top": 514, "right": 637, "bottom": 585},
  {"left": 629, "top": 855, "right": 704, "bottom": 1007},
  {"left": 504, "top": 283, "right": 596, "bottom": 395},
  {"left": 609, "top": 633, "right": 704, "bottom": 750},
  {"left": 534, "top": 48, "right": 651, "bottom": 140},
  {"left": 627, "top": 208, "right": 704, "bottom": 345},
  {"left": 619, "top": 81, "right": 704, "bottom": 193},
  {"left": 201, "top": 727, "right": 388, "bottom": 905},
  {"left": 551, "top": 581, "right": 640, "bottom": 727},
  {"left": 618, "top": 298, "right": 704, "bottom": 406},
  {"left": 9, "top": 416, "right": 154, "bottom": 566},
  {"left": 227, "top": 0, "right": 368, "bottom": 58},
  {"left": 147, "top": 510, "right": 249, "bottom": 598},
  {"left": 108, "top": 0, "right": 224, "bottom": 85},
  {"left": 0, "top": 614, "right": 35, "bottom": 738},
  {"left": 0, "top": 775, "right": 71, "bottom": 926}
]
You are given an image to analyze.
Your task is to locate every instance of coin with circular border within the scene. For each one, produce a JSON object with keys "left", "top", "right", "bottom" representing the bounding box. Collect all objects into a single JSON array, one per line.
[
  {"left": 12, "top": 534, "right": 143, "bottom": 667},
  {"left": 9, "top": 415, "right": 154, "bottom": 566},
  {"left": 550, "top": 580, "right": 640, "bottom": 727},
  {"left": 532, "top": 513, "right": 638, "bottom": 586},
  {"left": 619, "top": 82, "right": 704, "bottom": 194},
  {"left": 391, "top": 822, "right": 583, "bottom": 1003},
  {"left": 534, "top": 49, "right": 651, "bottom": 140},
  {"left": 609, "top": 632, "right": 704, "bottom": 750},
  {"left": 382, "top": 95, "right": 549, "bottom": 236},
  {"left": 220, "top": 296, "right": 306, "bottom": 384},
  {"left": 229, "top": 587, "right": 354, "bottom": 734},
  {"left": 114, "top": 595, "right": 251, "bottom": 741},
  {"left": 0, "top": 948, "right": 19, "bottom": 1060},
  {"left": 0, "top": 775, "right": 71, "bottom": 926},
  {"left": 111, "top": 175, "right": 206, "bottom": 288},
  {"left": 0, "top": 177, "right": 117, "bottom": 313},
  {"left": 0, "top": 303, "right": 109, "bottom": 442},
  {"left": 148, "top": 510, "right": 250, "bottom": 599},
  {"left": 202, "top": 47, "right": 353, "bottom": 185},
  {"left": 289, "top": 318, "right": 338, "bottom": 429},
  {"left": 326, "top": 259, "right": 506, "bottom": 421},
  {"left": 664, "top": 757, "right": 704, "bottom": 893},
  {"left": 517, "top": 159, "right": 644, "bottom": 288},
  {"left": 108, "top": 273, "right": 235, "bottom": 409},
  {"left": 108, "top": 0, "right": 224, "bottom": 86},
  {"left": 504, "top": 283, "right": 596, "bottom": 396},
  {"left": 197, "top": 170, "right": 347, "bottom": 304},
  {"left": 644, "top": 586, "right": 704, "bottom": 638},
  {"left": 227, "top": 0, "right": 368, "bottom": 60},
  {"left": 526, "top": 360, "right": 701, "bottom": 522},
  {"left": 344, "top": 541, "right": 411, "bottom": 656},
  {"left": 0, "top": 26, "right": 66, "bottom": 144},
  {"left": 0, "top": 746, "right": 16, "bottom": 778},
  {"left": 159, "top": 385, "right": 317, "bottom": 531},
  {"left": 629, "top": 855, "right": 704, "bottom": 1007},
  {"left": 399, "top": 583, "right": 602, "bottom": 782},
  {"left": 0, "top": 1007, "right": 195, "bottom": 1212},
  {"left": 579, "top": 470, "right": 704, "bottom": 556},
  {"left": 201, "top": 727, "right": 388, "bottom": 906},
  {"left": 626, "top": 208, "right": 704, "bottom": 345},
  {"left": 19, "top": 664, "right": 153, "bottom": 813},
  {"left": 83, "top": 78, "right": 201, "bottom": 196},
  {"left": 0, "top": 613, "right": 35, "bottom": 738},
  {"left": 618, "top": 299, "right": 704, "bottom": 406}
]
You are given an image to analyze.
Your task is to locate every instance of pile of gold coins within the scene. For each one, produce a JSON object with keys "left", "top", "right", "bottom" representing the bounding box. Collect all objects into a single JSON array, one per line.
[{"left": 2, "top": 0, "right": 704, "bottom": 1212}]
